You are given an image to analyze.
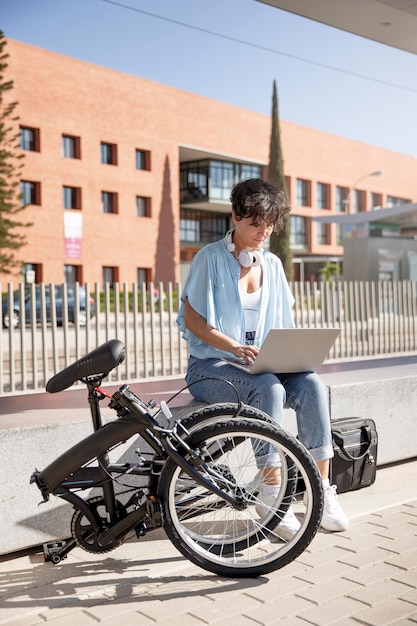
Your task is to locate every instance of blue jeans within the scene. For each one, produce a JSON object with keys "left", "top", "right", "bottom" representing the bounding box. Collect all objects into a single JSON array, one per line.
[{"left": 185, "top": 356, "right": 333, "bottom": 463}]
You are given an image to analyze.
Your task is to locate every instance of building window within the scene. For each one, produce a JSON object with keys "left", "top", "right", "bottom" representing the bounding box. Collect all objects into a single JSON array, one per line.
[
  {"left": 210, "top": 161, "right": 234, "bottom": 201},
  {"left": 240, "top": 163, "right": 262, "bottom": 179},
  {"left": 101, "top": 142, "right": 117, "bottom": 165},
  {"left": 180, "top": 159, "right": 262, "bottom": 204},
  {"left": 137, "top": 268, "right": 151, "bottom": 285},
  {"left": 180, "top": 161, "right": 209, "bottom": 202},
  {"left": 352, "top": 189, "right": 365, "bottom": 213},
  {"left": 136, "top": 196, "right": 151, "bottom": 217},
  {"left": 62, "top": 135, "right": 81, "bottom": 159},
  {"left": 210, "top": 161, "right": 262, "bottom": 200},
  {"left": 135, "top": 149, "right": 151, "bottom": 171},
  {"left": 101, "top": 191, "right": 118, "bottom": 214},
  {"left": 316, "top": 222, "right": 328, "bottom": 245},
  {"left": 386, "top": 195, "right": 410, "bottom": 207},
  {"left": 180, "top": 209, "right": 229, "bottom": 244},
  {"left": 296, "top": 179, "right": 310, "bottom": 207},
  {"left": 336, "top": 224, "right": 343, "bottom": 245},
  {"left": 316, "top": 183, "right": 330, "bottom": 209},
  {"left": 336, "top": 186, "right": 348, "bottom": 212},
  {"left": 22, "top": 263, "right": 42, "bottom": 283},
  {"left": 63, "top": 186, "right": 81, "bottom": 210},
  {"left": 370, "top": 193, "right": 382, "bottom": 210},
  {"left": 290, "top": 215, "right": 307, "bottom": 248},
  {"left": 20, "top": 180, "right": 41, "bottom": 205},
  {"left": 20, "top": 126, "right": 40, "bottom": 152},
  {"left": 64, "top": 265, "right": 82, "bottom": 283},
  {"left": 103, "top": 266, "right": 119, "bottom": 286}
]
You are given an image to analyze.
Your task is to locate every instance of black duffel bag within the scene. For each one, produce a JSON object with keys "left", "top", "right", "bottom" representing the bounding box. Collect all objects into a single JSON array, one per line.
[{"left": 331, "top": 417, "right": 378, "bottom": 494}]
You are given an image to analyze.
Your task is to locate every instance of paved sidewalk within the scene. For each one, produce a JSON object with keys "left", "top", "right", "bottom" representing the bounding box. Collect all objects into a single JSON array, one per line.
[{"left": 0, "top": 460, "right": 416, "bottom": 625}]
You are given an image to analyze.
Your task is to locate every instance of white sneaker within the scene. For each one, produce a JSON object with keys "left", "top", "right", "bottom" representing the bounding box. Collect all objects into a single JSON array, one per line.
[
  {"left": 321, "top": 485, "right": 349, "bottom": 532},
  {"left": 256, "top": 492, "right": 301, "bottom": 541}
]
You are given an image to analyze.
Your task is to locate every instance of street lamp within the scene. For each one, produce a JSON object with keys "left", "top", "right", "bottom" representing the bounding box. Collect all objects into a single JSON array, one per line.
[{"left": 343, "top": 170, "right": 383, "bottom": 213}]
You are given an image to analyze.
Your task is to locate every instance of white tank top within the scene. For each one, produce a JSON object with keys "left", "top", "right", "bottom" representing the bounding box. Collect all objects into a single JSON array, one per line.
[{"left": 240, "top": 287, "right": 262, "bottom": 345}]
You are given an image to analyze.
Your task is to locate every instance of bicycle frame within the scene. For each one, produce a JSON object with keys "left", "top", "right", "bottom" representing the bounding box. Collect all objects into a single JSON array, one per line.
[{"left": 31, "top": 343, "right": 246, "bottom": 560}]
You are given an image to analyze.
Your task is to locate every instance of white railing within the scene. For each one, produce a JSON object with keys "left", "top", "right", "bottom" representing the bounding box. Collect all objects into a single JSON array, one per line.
[{"left": 1, "top": 280, "right": 417, "bottom": 394}]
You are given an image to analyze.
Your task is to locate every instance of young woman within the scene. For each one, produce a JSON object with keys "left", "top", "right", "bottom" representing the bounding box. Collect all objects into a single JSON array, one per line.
[{"left": 177, "top": 178, "right": 348, "bottom": 538}]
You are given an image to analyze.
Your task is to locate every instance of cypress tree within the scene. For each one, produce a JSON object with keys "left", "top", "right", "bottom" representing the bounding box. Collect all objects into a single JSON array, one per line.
[
  {"left": 0, "top": 31, "right": 30, "bottom": 275},
  {"left": 267, "top": 80, "right": 293, "bottom": 280}
]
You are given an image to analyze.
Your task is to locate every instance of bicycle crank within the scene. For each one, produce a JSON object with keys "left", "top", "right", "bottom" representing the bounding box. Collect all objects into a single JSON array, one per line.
[{"left": 71, "top": 496, "right": 125, "bottom": 554}]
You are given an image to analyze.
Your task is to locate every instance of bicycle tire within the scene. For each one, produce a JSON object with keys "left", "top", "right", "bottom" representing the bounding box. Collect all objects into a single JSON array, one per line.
[
  {"left": 158, "top": 418, "right": 323, "bottom": 578},
  {"left": 181, "top": 402, "right": 296, "bottom": 527},
  {"left": 178, "top": 402, "right": 276, "bottom": 434},
  {"left": 177, "top": 403, "right": 296, "bottom": 522}
]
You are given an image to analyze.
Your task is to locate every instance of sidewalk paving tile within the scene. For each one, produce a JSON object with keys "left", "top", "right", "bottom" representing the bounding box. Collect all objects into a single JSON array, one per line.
[
  {"left": 1, "top": 467, "right": 417, "bottom": 626},
  {"left": 352, "top": 597, "right": 417, "bottom": 625}
]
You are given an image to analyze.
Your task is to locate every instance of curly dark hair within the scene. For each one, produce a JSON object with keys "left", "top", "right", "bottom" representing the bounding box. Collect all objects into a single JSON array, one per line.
[{"left": 230, "top": 178, "right": 291, "bottom": 233}]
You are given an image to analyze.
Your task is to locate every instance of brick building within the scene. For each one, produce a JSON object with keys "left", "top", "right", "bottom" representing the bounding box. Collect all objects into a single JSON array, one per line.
[{"left": 3, "top": 38, "right": 417, "bottom": 287}]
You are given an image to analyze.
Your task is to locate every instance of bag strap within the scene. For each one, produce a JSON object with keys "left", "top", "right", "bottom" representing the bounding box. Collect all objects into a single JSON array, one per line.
[{"left": 332, "top": 426, "right": 372, "bottom": 461}]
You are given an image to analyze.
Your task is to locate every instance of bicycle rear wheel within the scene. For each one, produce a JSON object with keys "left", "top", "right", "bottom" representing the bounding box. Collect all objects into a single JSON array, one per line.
[{"left": 158, "top": 418, "right": 323, "bottom": 578}]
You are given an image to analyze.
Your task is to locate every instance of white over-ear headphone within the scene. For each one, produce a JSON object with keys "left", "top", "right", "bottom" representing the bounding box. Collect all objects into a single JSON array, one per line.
[{"left": 225, "top": 230, "right": 262, "bottom": 268}]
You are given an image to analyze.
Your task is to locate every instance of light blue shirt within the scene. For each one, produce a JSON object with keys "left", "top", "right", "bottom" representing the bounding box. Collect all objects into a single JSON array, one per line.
[{"left": 177, "top": 237, "right": 295, "bottom": 360}]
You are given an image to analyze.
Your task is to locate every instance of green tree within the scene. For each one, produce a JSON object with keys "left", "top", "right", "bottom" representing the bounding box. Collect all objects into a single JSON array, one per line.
[
  {"left": 319, "top": 261, "right": 339, "bottom": 282},
  {"left": 267, "top": 80, "right": 293, "bottom": 280},
  {"left": 0, "top": 31, "right": 29, "bottom": 275}
]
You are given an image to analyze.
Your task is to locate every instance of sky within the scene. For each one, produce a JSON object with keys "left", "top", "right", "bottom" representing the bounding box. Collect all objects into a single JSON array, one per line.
[{"left": 2, "top": 0, "right": 417, "bottom": 157}]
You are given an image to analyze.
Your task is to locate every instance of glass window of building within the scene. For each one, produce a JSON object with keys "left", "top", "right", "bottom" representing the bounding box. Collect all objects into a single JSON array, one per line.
[
  {"left": 20, "top": 126, "right": 40, "bottom": 152},
  {"left": 386, "top": 195, "right": 410, "bottom": 207},
  {"left": 180, "top": 160, "right": 261, "bottom": 204},
  {"left": 62, "top": 135, "right": 81, "bottom": 159},
  {"left": 371, "top": 193, "right": 382, "bottom": 209},
  {"left": 20, "top": 180, "right": 40, "bottom": 205},
  {"left": 316, "top": 183, "right": 330, "bottom": 209},
  {"left": 180, "top": 209, "right": 229, "bottom": 244},
  {"left": 352, "top": 189, "right": 365, "bottom": 213},
  {"left": 180, "top": 216, "right": 200, "bottom": 242},
  {"left": 102, "top": 266, "right": 118, "bottom": 286},
  {"left": 101, "top": 142, "right": 117, "bottom": 165},
  {"left": 135, "top": 149, "right": 151, "bottom": 171},
  {"left": 101, "top": 191, "right": 118, "bottom": 213},
  {"left": 136, "top": 196, "right": 151, "bottom": 217},
  {"left": 64, "top": 265, "right": 82, "bottom": 284},
  {"left": 240, "top": 163, "right": 262, "bottom": 179},
  {"left": 63, "top": 186, "right": 81, "bottom": 210},
  {"left": 210, "top": 161, "right": 234, "bottom": 201},
  {"left": 137, "top": 268, "right": 151, "bottom": 285},
  {"left": 22, "top": 263, "right": 42, "bottom": 283},
  {"left": 336, "top": 224, "right": 343, "bottom": 245},
  {"left": 296, "top": 179, "right": 309, "bottom": 207},
  {"left": 290, "top": 215, "right": 307, "bottom": 248},
  {"left": 180, "top": 161, "right": 209, "bottom": 202},
  {"left": 316, "top": 221, "right": 328, "bottom": 244},
  {"left": 336, "top": 186, "right": 348, "bottom": 212}
]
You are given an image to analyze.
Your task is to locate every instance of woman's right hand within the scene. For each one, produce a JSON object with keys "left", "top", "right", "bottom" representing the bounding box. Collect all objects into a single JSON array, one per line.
[{"left": 230, "top": 344, "right": 260, "bottom": 364}]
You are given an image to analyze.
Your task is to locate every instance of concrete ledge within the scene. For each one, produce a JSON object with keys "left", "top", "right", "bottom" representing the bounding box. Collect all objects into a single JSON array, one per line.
[{"left": 1, "top": 356, "right": 417, "bottom": 555}]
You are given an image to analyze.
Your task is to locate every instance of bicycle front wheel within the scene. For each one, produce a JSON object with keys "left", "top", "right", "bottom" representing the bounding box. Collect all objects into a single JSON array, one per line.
[{"left": 158, "top": 419, "right": 323, "bottom": 578}]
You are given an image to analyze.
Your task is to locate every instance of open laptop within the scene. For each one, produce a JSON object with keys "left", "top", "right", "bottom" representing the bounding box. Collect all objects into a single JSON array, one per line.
[{"left": 224, "top": 328, "right": 340, "bottom": 374}]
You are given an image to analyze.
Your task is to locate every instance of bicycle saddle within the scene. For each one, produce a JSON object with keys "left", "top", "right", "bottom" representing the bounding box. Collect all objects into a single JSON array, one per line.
[{"left": 46, "top": 339, "right": 125, "bottom": 393}]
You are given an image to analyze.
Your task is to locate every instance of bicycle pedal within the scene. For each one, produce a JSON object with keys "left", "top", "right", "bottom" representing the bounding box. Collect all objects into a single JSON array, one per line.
[
  {"left": 135, "top": 522, "right": 148, "bottom": 538},
  {"left": 43, "top": 540, "right": 68, "bottom": 563}
]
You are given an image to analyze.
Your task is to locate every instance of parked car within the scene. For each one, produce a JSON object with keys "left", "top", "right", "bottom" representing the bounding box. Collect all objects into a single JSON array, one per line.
[{"left": 2, "top": 284, "right": 96, "bottom": 329}]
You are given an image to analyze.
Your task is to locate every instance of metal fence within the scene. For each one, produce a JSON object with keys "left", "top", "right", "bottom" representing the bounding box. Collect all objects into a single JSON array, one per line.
[{"left": 1, "top": 280, "right": 417, "bottom": 394}]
